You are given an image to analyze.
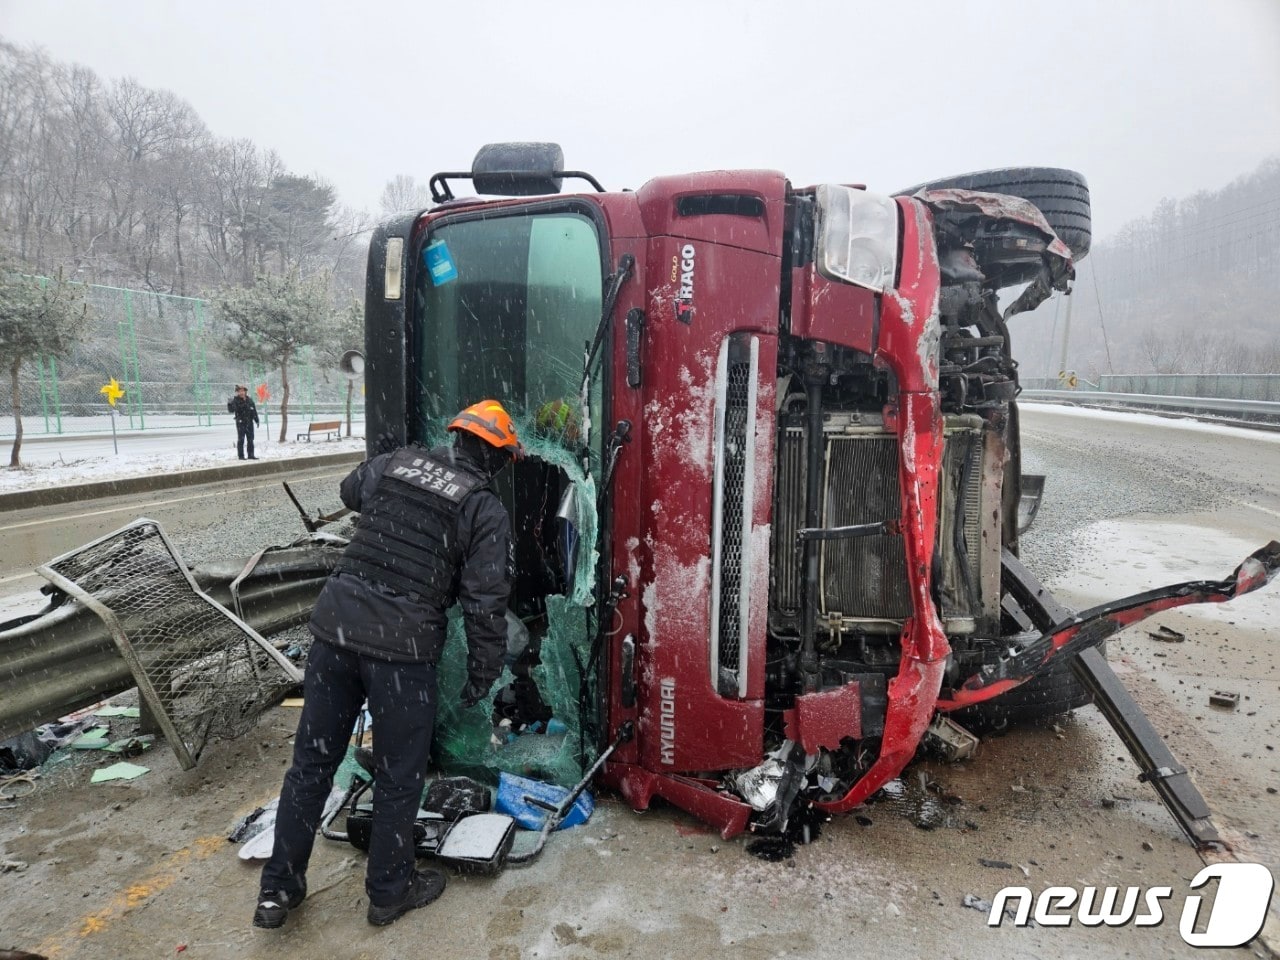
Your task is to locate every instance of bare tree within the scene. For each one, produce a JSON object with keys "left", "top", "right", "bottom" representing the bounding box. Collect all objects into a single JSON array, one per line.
[{"left": 379, "top": 174, "right": 432, "bottom": 215}]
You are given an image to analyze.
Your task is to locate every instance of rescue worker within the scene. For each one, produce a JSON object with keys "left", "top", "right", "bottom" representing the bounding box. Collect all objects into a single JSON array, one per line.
[
  {"left": 254, "top": 400, "right": 521, "bottom": 929},
  {"left": 227, "top": 384, "right": 260, "bottom": 460}
]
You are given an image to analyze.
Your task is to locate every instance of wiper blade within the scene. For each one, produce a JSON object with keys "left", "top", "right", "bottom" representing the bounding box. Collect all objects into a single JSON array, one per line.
[
  {"left": 578, "top": 254, "right": 635, "bottom": 458},
  {"left": 581, "top": 253, "right": 635, "bottom": 390}
]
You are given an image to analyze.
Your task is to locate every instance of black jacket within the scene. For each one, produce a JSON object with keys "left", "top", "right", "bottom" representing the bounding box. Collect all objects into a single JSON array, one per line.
[
  {"left": 227, "top": 394, "right": 259, "bottom": 426},
  {"left": 310, "top": 444, "right": 512, "bottom": 690}
]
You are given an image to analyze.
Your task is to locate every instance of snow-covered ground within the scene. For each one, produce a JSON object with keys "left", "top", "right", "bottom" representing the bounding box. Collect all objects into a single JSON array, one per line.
[
  {"left": 0, "top": 420, "right": 367, "bottom": 493},
  {"left": 1019, "top": 400, "right": 1280, "bottom": 446}
]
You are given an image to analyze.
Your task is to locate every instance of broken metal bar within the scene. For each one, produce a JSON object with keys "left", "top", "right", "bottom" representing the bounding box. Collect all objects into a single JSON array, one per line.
[
  {"left": 797, "top": 521, "right": 897, "bottom": 542},
  {"left": 1071, "top": 646, "right": 1223, "bottom": 851},
  {"left": 940, "top": 541, "right": 1280, "bottom": 709},
  {"left": 1000, "top": 546, "right": 1073, "bottom": 630},
  {"left": 282, "top": 480, "right": 352, "bottom": 532}
]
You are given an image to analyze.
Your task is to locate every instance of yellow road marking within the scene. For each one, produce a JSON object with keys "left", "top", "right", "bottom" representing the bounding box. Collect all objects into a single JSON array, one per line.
[{"left": 37, "top": 835, "right": 227, "bottom": 958}]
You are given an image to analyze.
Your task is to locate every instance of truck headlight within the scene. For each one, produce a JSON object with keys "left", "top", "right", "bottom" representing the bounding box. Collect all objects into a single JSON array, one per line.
[{"left": 814, "top": 185, "right": 899, "bottom": 292}]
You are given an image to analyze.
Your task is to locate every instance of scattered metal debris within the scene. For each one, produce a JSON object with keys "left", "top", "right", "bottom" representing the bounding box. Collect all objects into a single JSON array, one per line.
[
  {"left": 924, "top": 715, "right": 980, "bottom": 762},
  {"left": 1147, "top": 625, "right": 1187, "bottom": 643},
  {"left": 978, "top": 858, "right": 1013, "bottom": 869},
  {"left": 1209, "top": 690, "right": 1241, "bottom": 709}
]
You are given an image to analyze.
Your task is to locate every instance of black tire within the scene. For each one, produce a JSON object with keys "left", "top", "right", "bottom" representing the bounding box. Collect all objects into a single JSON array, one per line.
[
  {"left": 897, "top": 167, "right": 1092, "bottom": 261},
  {"left": 952, "top": 641, "right": 1105, "bottom": 732}
]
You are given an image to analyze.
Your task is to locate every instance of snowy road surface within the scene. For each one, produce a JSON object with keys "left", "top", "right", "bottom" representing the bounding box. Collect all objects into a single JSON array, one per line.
[
  {"left": 1, "top": 405, "right": 1278, "bottom": 959},
  {"left": 2, "top": 420, "right": 367, "bottom": 493}
]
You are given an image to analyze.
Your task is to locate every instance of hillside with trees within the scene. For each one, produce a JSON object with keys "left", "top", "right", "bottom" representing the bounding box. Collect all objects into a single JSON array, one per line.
[
  {"left": 0, "top": 39, "right": 371, "bottom": 296},
  {"left": 1010, "top": 157, "right": 1280, "bottom": 380}
]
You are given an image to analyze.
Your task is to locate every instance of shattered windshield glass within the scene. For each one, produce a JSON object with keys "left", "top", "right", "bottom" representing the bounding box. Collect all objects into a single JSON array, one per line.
[{"left": 412, "top": 207, "right": 607, "bottom": 787}]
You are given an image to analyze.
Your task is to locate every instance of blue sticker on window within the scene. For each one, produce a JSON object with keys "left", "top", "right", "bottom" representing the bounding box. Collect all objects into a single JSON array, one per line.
[{"left": 424, "top": 239, "right": 458, "bottom": 285}]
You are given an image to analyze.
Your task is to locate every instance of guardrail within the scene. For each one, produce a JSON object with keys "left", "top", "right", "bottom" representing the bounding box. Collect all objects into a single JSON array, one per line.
[
  {"left": 0, "top": 538, "right": 342, "bottom": 742},
  {"left": 1020, "top": 389, "right": 1280, "bottom": 420}
]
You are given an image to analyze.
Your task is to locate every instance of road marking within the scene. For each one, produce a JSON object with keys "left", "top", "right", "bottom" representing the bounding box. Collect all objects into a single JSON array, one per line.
[
  {"left": 1228, "top": 498, "right": 1280, "bottom": 521},
  {"left": 0, "top": 470, "right": 346, "bottom": 534},
  {"left": 0, "top": 569, "right": 40, "bottom": 586},
  {"left": 36, "top": 834, "right": 226, "bottom": 959}
]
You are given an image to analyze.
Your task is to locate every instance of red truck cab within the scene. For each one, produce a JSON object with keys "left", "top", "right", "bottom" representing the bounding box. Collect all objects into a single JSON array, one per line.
[{"left": 362, "top": 144, "right": 1277, "bottom": 841}]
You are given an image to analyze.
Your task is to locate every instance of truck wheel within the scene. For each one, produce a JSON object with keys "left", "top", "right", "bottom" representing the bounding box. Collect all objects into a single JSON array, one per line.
[
  {"left": 897, "top": 167, "right": 1092, "bottom": 261},
  {"left": 952, "top": 642, "right": 1105, "bottom": 731}
]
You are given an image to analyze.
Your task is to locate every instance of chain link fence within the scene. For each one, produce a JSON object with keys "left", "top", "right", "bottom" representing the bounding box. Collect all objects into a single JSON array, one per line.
[{"left": 6, "top": 282, "right": 359, "bottom": 438}]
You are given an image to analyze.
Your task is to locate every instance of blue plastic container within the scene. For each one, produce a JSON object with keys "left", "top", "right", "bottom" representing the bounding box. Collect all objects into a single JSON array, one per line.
[{"left": 495, "top": 772, "right": 593, "bottom": 831}]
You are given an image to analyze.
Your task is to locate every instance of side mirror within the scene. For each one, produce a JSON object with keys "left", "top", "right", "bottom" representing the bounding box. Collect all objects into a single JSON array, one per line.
[{"left": 339, "top": 350, "right": 365, "bottom": 379}]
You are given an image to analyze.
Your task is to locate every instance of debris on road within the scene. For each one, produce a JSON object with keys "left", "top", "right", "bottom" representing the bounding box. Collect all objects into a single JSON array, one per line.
[
  {"left": 93, "top": 706, "right": 140, "bottom": 718},
  {"left": 234, "top": 798, "right": 280, "bottom": 860},
  {"left": 923, "top": 715, "right": 980, "bottom": 762},
  {"left": 71, "top": 727, "right": 111, "bottom": 750},
  {"left": 105, "top": 735, "right": 154, "bottom": 757},
  {"left": 978, "top": 858, "right": 1013, "bottom": 869},
  {"left": 90, "top": 761, "right": 149, "bottom": 783},
  {"left": 496, "top": 772, "right": 594, "bottom": 831},
  {"left": 1148, "top": 625, "right": 1187, "bottom": 643},
  {"left": 1210, "top": 690, "right": 1241, "bottom": 709},
  {"left": 962, "top": 893, "right": 992, "bottom": 912},
  {"left": 1, "top": 859, "right": 29, "bottom": 873},
  {"left": 0, "top": 772, "right": 38, "bottom": 800}
]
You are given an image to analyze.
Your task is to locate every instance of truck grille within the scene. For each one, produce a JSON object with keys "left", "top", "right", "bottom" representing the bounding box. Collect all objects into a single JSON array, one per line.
[{"left": 710, "top": 335, "right": 759, "bottom": 697}]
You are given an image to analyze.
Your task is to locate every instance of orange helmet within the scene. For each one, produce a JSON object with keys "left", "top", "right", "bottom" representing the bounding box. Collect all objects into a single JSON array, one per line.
[{"left": 448, "top": 400, "right": 524, "bottom": 459}]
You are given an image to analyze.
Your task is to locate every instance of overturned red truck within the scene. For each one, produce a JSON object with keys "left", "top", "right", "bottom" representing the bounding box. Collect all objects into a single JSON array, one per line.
[{"left": 362, "top": 144, "right": 1278, "bottom": 844}]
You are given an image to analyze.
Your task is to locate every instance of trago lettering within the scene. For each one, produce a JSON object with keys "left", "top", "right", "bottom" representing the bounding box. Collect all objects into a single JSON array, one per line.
[{"left": 672, "top": 243, "right": 695, "bottom": 324}]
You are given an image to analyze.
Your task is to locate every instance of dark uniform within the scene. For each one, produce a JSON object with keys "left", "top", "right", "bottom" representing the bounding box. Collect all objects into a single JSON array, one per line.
[
  {"left": 227, "top": 391, "right": 260, "bottom": 459},
  {"left": 258, "top": 440, "right": 511, "bottom": 919}
]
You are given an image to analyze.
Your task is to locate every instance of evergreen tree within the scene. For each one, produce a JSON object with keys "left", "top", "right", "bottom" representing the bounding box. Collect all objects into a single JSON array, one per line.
[
  {"left": 217, "top": 271, "right": 334, "bottom": 443},
  {"left": 0, "top": 263, "right": 90, "bottom": 467}
]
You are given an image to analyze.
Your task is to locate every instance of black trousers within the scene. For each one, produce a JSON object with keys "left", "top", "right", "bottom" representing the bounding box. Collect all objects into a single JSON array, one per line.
[
  {"left": 236, "top": 421, "right": 256, "bottom": 459},
  {"left": 260, "top": 639, "right": 437, "bottom": 906}
]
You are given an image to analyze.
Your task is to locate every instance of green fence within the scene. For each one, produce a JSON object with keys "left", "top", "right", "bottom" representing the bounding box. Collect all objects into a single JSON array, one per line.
[{"left": 6, "top": 283, "right": 358, "bottom": 438}]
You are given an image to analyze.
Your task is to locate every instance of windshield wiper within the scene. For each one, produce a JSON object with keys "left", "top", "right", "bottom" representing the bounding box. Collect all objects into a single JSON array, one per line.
[{"left": 578, "top": 253, "right": 635, "bottom": 454}]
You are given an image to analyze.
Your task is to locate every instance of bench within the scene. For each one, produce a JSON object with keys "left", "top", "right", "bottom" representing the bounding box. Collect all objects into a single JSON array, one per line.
[{"left": 297, "top": 420, "right": 342, "bottom": 441}]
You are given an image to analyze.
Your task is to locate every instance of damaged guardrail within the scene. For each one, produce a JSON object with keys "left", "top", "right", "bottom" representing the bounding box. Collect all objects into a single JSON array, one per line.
[
  {"left": 1021, "top": 389, "right": 1280, "bottom": 421},
  {"left": 0, "top": 528, "right": 346, "bottom": 743}
]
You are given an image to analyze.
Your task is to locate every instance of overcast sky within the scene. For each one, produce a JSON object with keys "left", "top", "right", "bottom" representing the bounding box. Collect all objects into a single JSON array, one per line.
[{"left": 1, "top": 0, "right": 1277, "bottom": 239}]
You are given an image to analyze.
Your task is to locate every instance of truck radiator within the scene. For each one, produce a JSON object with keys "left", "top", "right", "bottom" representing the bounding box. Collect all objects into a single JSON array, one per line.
[
  {"left": 819, "top": 434, "right": 911, "bottom": 622},
  {"left": 769, "top": 416, "right": 993, "bottom": 635},
  {"left": 709, "top": 335, "right": 759, "bottom": 697}
]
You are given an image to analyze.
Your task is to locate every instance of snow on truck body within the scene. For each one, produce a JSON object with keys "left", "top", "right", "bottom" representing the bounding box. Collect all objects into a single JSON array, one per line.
[{"left": 361, "top": 145, "right": 1280, "bottom": 841}]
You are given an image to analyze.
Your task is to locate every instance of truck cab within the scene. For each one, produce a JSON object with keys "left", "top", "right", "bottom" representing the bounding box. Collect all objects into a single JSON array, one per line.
[{"left": 361, "top": 144, "right": 1273, "bottom": 840}]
